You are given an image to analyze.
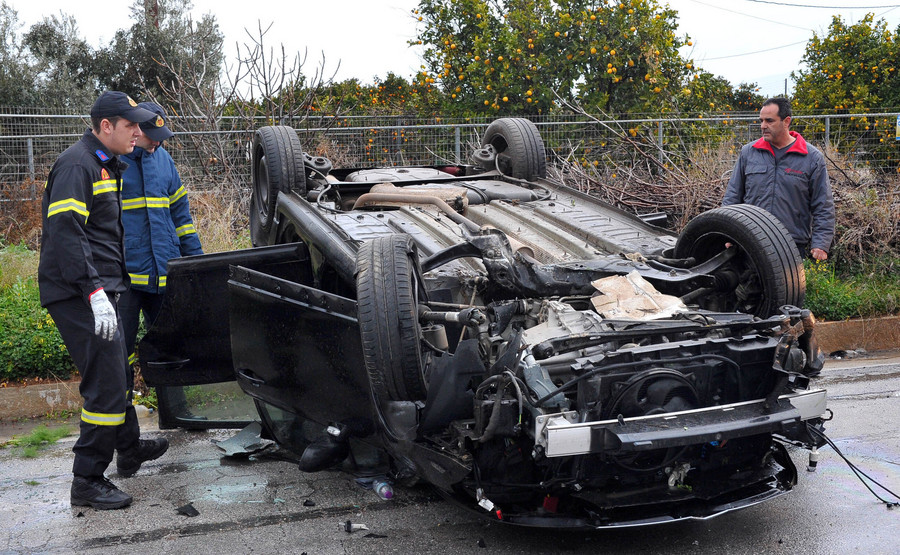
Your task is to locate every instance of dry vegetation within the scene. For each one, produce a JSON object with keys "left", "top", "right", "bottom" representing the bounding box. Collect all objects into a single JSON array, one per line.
[
  {"left": 1, "top": 180, "right": 43, "bottom": 250},
  {"left": 549, "top": 131, "right": 900, "bottom": 268}
]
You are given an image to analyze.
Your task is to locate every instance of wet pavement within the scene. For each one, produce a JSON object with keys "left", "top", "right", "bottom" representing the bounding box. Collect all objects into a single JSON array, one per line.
[{"left": 1, "top": 353, "right": 899, "bottom": 554}]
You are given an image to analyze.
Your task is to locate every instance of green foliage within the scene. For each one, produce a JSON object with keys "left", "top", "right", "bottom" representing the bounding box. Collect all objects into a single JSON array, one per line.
[
  {"left": 133, "top": 385, "right": 158, "bottom": 411},
  {"left": 793, "top": 14, "right": 899, "bottom": 112},
  {"left": 99, "top": 0, "right": 224, "bottom": 101},
  {"left": 0, "top": 1, "right": 38, "bottom": 105},
  {"left": 792, "top": 14, "right": 899, "bottom": 169},
  {"left": 804, "top": 258, "right": 900, "bottom": 321},
  {"left": 0, "top": 275, "right": 77, "bottom": 383},
  {"left": 2, "top": 424, "right": 72, "bottom": 457},
  {"left": 22, "top": 13, "right": 101, "bottom": 108},
  {"left": 0, "top": 242, "right": 38, "bottom": 289},
  {"left": 312, "top": 73, "right": 445, "bottom": 116},
  {"left": 411, "top": 0, "right": 756, "bottom": 116}
]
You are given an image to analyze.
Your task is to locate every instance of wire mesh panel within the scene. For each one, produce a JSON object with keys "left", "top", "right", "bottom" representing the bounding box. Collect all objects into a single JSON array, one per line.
[{"left": 2, "top": 108, "right": 898, "bottom": 199}]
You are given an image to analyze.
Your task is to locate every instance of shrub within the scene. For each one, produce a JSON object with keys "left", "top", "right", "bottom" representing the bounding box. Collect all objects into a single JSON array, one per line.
[
  {"left": 804, "top": 258, "right": 900, "bottom": 321},
  {"left": 0, "top": 277, "right": 77, "bottom": 383}
]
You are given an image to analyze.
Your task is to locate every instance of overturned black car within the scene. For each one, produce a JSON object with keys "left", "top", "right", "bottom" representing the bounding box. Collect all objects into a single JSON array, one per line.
[{"left": 141, "top": 118, "right": 829, "bottom": 528}]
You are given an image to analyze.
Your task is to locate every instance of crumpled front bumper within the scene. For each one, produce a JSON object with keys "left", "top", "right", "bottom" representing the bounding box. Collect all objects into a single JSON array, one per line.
[{"left": 535, "top": 389, "right": 827, "bottom": 457}]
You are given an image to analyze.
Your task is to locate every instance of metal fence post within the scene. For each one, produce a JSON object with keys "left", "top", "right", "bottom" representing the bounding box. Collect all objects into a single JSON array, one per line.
[
  {"left": 825, "top": 116, "right": 831, "bottom": 147},
  {"left": 454, "top": 126, "right": 461, "bottom": 163},
  {"left": 27, "top": 137, "right": 35, "bottom": 181}
]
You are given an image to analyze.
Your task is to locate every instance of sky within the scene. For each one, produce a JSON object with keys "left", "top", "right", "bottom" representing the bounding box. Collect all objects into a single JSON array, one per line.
[{"left": 9, "top": 0, "right": 900, "bottom": 99}]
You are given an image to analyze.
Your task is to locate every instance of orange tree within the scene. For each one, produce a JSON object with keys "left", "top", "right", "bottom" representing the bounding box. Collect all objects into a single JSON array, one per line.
[
  {"left": 792, "top": 13, "right": 899, "bottom": 170},
  {"left": 793, "top": 13, "right": 899, "bottom": 113},
  {"left": 310, "top": 74, "right": 445, "bottom": 116},
  {"left": 411, "top": 0, "right": 730, "bottom": 116}
]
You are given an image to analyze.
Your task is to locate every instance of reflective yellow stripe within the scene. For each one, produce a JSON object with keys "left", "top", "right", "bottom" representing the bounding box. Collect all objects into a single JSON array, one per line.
[
  {"left": 159, "top": 275, "right": 167, "bottom": 287},
  {"left": 170, "top": 186, "right": 187, "bottom": 203},
  {"left": 146, "top": 196, "right": 170, "bottom": 208},
  {"left": 47, "top": 198, "right": 88, "bottom": 218},
  {"left": 128, "top": 352, "right": 137, "bottom": 365},
  {"left": 81, "top": 408, "right": 126, "bottom": 426},
  {"left": 122, "top": 198, "right": 146, "bottom": 210},
  {"left": 129, "top": 273, "right": 150, "bottom": 286},
  {"left": 175, "top": 223, "right": 196, "bottom": 237},
  {"left": 122, "top": 196, "right": 170, "bottom": 210},
  {"left": 93, "top": 179, "right": 118, "bottom": 195}
]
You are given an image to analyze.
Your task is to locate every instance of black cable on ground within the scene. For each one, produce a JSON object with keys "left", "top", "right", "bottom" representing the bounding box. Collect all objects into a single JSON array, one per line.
[{"left": 808, "top": 424, "right": 900, "bottom": 508}]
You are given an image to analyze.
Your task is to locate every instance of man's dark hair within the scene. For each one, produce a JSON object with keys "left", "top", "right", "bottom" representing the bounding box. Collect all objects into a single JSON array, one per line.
[
  {"left": 762, "top": 97, "right": 792, "bottom": 120},
  {"left": 91, "top": 115, "right": 122, "bottom": 132}
]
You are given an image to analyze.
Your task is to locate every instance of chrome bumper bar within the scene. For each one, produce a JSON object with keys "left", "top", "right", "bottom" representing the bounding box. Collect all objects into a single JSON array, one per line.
[{"left": 535, "top": 388, "right": 827, "bottom": 458}]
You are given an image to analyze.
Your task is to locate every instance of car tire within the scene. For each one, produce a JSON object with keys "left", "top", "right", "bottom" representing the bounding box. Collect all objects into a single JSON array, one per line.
[
  {"left": 356, "top": 234, "right": 428, "bottom": 402},
  {"left": 674, "top": 204, "right": 805, "bottom": 317},
  {"left": 250, "top": 126, "right": 306, "bottom": 242},
  {"left": 481, "top": 118, "right": 547, "bottom": 180}
]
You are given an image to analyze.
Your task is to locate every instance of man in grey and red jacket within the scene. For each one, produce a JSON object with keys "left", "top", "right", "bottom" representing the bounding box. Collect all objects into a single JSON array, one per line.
[{"left": 723, "top": 97, "right": 835, "bottom": 260}]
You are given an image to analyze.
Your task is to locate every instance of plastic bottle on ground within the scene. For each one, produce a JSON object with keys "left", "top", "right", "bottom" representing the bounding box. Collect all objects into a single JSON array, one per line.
[{"left": 371, "top": 478, "right": 393, "bottom": 500}]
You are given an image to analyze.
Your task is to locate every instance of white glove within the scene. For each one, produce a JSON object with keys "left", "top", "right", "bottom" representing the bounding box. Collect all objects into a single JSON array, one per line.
[{"left": 89, "top": 288, "right": 118, "bottom": 341}]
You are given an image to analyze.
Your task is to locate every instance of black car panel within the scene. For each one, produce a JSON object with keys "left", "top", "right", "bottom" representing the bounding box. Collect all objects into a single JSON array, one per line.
[
  {"left": 228, "top": 265, "right": 372, "bottom": 426},
  {"left": 140, "top": 243, "right": 311, "bottom": 386}
]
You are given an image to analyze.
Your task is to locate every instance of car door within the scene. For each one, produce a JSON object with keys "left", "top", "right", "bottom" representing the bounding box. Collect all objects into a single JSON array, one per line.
[
  {"left": 138, "top": 242, "right": 311, "bottom": 429},
  {"left": 139, "top": 242, "right": 375, "bottom": 433}
]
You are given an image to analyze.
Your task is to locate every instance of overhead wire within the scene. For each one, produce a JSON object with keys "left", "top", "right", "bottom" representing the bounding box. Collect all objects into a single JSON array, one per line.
[{"left": 745, "top": 0, "right": 900, "bottom": 8}]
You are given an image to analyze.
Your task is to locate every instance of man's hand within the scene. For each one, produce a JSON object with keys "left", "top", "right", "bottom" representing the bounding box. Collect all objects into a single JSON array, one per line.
[
  {"left": 810, "top": 248, "right": 828, "bottom": 261},
  {"left": 89, "top": 288, "right": 117, "bottom": 341}
]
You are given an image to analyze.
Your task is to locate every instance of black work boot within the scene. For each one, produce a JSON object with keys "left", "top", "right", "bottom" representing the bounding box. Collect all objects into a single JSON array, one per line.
[
  {"left": 117, "top": 438, "right": 169, "bottom": 477},
  {"left": 71, "top": 475, "right": 133, "bottom": 510}
]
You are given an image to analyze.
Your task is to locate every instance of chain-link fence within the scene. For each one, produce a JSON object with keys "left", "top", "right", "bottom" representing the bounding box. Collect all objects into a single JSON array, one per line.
[{"left": 2, "top": 109, "right": 898, "bottom": 200}]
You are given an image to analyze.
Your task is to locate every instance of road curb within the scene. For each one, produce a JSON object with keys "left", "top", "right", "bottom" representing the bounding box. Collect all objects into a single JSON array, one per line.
[
  {"left": 815, "top": 315, "right": 900, "bottom": 354},
  {"left": 0, "top": 379, "right": 81, "bottom": 421},
  {"left": 1, "top": 317, "right": 897, "bottom": 423}
]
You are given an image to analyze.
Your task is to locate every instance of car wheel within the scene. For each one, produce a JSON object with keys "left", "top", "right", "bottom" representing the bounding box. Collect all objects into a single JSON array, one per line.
[
  {"left": 356, "top": 234, "right": 428, "bottom": 402},
  {"left": 481, "top": 118, "right": 547, "bottom": 180},
  {"left": 250, "top": 126, "right": 306, "bottom": 243},
  {"left": 674, "top": 204, "right": 805, "bottom": 317}
]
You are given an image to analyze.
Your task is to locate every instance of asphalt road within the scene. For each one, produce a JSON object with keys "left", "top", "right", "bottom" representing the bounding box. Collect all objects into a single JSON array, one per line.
[{"left": 1, "top": 353, "right": 898, "bottom": 554}]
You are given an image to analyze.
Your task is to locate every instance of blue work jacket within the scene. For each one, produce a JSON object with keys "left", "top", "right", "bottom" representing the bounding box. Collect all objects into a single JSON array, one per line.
[{"left": 122, "top": 145, "right": 202, "bottom": 293}]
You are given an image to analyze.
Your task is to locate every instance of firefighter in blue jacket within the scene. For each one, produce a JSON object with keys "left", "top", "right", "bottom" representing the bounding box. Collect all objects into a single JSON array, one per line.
[
  {"left": 119, "top": 102, "right": 203, "bottom": 420},
  {"left": 39, "top": 91, "right": 169, "bottom": 510}
]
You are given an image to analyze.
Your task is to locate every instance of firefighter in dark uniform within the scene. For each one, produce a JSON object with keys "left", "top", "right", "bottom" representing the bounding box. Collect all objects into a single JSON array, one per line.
[{"left": 39, "top": 91, "right": 170, "bottom": 510}]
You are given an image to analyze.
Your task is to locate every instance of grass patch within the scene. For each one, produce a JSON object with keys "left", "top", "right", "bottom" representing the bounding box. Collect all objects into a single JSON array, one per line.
[
  {"left": 805, "top": 257, "right": 900, "bottom": 321},
  {"left": 2, "top": 424, "right": 73, "bottom": 458},
  {"left": 0, "top": 242, "right": 39, "bottom": 290}
]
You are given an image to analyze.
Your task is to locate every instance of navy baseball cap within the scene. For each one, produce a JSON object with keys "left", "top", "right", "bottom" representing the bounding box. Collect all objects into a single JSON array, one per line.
[
  {"left": 90, "top": 91, "right": 156, "bottom": 123},
  {"left": 138, "top": 102, "right": 175, "bottom": 142}
]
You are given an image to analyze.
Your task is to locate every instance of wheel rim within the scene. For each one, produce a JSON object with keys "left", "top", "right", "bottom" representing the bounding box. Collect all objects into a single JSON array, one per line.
[
  {"left": 409, "top": 265, "right": 429, "bottom": 388},
  {"left": 255, "top": 153, "right": 269, "bottom": 221},
  {"left": 689, "top": 232, "right": 767, "bottom": 314}
]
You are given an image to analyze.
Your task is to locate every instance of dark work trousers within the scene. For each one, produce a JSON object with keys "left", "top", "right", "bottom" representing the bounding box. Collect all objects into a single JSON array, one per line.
[
  {"left": 46, "top": 294, "right": 140, "bottom": 478},
  {"left": 118, "top": 288, "right": 190, "bottom": 415}
]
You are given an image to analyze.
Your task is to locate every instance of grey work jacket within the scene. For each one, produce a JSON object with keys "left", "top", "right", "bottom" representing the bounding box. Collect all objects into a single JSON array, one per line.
[{"left": 723, "top": 131, "right": 835, "bottom": 253}]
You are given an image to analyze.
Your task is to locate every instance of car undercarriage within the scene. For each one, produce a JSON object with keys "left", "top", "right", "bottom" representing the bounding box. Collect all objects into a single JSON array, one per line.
[{"left": 140, "top": 118, "right": 829, "bottom": 528}]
